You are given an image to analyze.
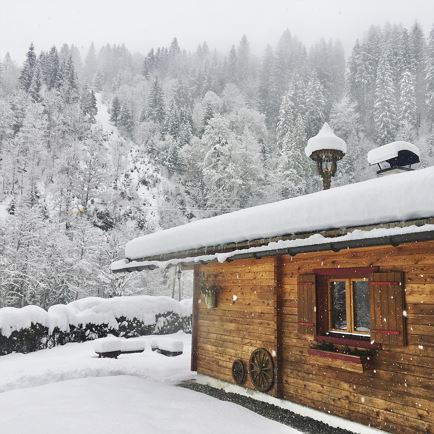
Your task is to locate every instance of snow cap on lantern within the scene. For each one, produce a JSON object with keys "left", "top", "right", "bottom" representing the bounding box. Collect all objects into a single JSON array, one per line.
[
  {"left": 305, "top": 122, "right": 347, "bottom": 158},
  {"left": 305, "top": 122, "right": 347, "bottom": 190}
]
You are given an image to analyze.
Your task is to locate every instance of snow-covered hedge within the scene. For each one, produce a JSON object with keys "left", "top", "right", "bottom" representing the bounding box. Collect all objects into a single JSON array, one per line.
[{"left": 0, "top": 296, "right": 192, "bottom": 355}]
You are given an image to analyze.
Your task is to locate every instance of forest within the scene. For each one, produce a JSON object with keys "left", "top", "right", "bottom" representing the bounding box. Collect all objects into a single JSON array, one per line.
[{"left": 0, "top": 22, "right": 433, "bottom": 308}]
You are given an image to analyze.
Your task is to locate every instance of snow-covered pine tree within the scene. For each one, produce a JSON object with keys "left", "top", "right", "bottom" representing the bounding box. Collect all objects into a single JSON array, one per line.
[
  {"left": 276, "top": 93, "right": 294, "bottom": 151},
  {"left": 28, "top": 63, "right": 42, "bottom": 102},
  {"left": 147, "top": 77, "right": 165, "bottom": 124},
  {"left": 44, "top": 46, "right": 61, "bottom": 90},
  {"left": 236, "top": 35, "right": 253, "bottom": 84},
  {"left": 81, "top": 88, "right": 97, "bottom": 123},
  {"left": 329, "top": 98, "right": 360, "bottom": 142},
  {"left": 118, "top": 103, "right": 134, "bottom": 134},
  {"left": 397, "top": 70, "right": 417, "bottom": 141},
  {"left": 304, "top": 71, "right": 327, "bottom": 138},
  {"left": 19, "top": 43, "right": 37, "bottom": 92},
  {"left": 258, "top": 45, "right": 280, "bottom": 130},
  {"left": 58, "top": 56, "right": 79, "bottom": 104},
  {"left": 110, "top": 96, "right": 121, "bottom": 125},
  {"left": 426, "top": 25, "right": 434, "bottom": 129},
  {"left": 274, "top": 114, "right": 308, "bottom": 199},
  {"left": 410, "top": 22, "right": 426, "bottom": 130},
  {"left": 373, "top": 48, "right": 398, "bottom": 145},
  {"left": 226, "top": 45, "right": 237, "bottom": 82}
]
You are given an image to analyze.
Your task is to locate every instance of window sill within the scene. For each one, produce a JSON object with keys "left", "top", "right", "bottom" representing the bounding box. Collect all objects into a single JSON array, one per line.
[
  {"left": 316, "top": 334, "right": 381, "bottom": 350},
  {"left": 307, "top": 348, "right": 374, "bottom": 373}
]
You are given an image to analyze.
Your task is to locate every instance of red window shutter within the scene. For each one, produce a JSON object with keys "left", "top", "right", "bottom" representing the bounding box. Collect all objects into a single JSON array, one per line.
[
  {"left": 369, "top": 271, "right": 406, "bottom": 346},
  {"left": 297, "top": 273, "right": 316, "bottom": 335}
]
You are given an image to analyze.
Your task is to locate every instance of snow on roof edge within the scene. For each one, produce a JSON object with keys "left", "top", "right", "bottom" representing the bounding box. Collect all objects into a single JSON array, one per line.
[
  {"left": 112, "top": 224, "right": 434, "bottom": 272},
  {"left": 124, "top": 166, "right": 434, "bottom": 261}
]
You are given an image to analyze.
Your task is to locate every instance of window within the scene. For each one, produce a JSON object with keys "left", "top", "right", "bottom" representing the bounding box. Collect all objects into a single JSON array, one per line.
[
  {"left": 329, "top": 278, "right": 370, "bottom": 335},
  {"left": 297, "top": 270, "right": 406, "bottom": 347}
]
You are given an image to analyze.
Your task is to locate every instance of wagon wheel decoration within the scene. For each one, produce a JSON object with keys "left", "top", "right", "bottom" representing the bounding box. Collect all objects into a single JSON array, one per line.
[
  {"left": 248, "top": 348, "right": 274, "bottom": 392},
  {"left": 231, "top": 359, "right": 246, "bottom": 385}
]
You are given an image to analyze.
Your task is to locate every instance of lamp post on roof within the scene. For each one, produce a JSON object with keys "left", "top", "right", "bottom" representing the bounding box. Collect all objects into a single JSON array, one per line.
[{"left": 305, "top": 122, "right": 347, "bottom": 190}]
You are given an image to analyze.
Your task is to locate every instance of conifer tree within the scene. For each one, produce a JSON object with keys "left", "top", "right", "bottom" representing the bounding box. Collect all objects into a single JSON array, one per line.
[
  {"left": 373, "top": 50, "right": 397, "bottom": 145},
  {"left": 426, "top": 25, "right": 434, "bottom": 128},
  {"left": 397, "top": 70, "right": 417, "bottom": 141},
  {"left": 19, "top": 43, "right": 37, "bottom": 91},
  {"left": 304, "top": 71, "right": 326, "bottom": 138},
  {"left": 203, "top": 102, "right": 214, "bottom": 125},
  {"left": 258, "top": 45, "right": 279, "bottom": 129},
  {"left": 29, "top": 63, "right": 42, "bottom": 102},
  {"left": 227, "top": 46, "right": 237, "bottom": 81},
  {"left": 274, "top": 114, "right": 308, "bottom": 199},
  {"left": 147, "top": 77, "right": 165, "bottom": 124},
  {"left": 59, "top": 56, "right": 78, "bottom": 103},
  {"left": 81, "top": 89, "right": 97, "bottom": 123},
  {"left": 43, "top": 46, "right": 61, "bottom": 90},
  {"left": 236, "top": 35, "right": 252, "bottom": 83},
  {"left": 410, "top": 22, "right": 426, "bottom": 129},
  {"left": 118, "top": 104, "right": 134, "bottom": 133},
  {"left": 110, "top": 96, "right": 121, "bottom": 125},
  {"left": 83, "top": 43, "right": 97, "bottom": 82},
  {"left": 276, "top": 93, "right": 295, "bottom": 150}
]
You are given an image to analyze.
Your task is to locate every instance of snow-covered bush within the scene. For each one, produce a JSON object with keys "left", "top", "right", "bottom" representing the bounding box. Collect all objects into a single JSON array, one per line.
[{"left": 0, "top": 296, "right": 192, "bottom": 355}]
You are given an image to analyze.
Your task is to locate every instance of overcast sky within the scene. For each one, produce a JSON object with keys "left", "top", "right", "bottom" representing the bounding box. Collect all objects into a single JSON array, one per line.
[{"left": 1, "top": 0, "right": 433, "bottom": 62}]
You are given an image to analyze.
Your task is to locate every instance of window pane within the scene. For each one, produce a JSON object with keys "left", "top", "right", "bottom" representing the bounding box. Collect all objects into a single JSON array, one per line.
[
  {"left": 330, "top": 281, "right": 346, "bottom": 330},
  {"left": 353, "top": 281, "right": 370, "bottom": 332}
]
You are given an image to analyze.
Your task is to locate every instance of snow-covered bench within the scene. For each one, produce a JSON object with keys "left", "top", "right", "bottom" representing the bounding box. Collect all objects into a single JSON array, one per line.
[
  {"left": 94, "top": 337, "right": 183, "bottom": 359},
  {"left": 151, "top": 339, "right": 183, "bottom": 357},
  {"left": 93, "top": 337, "right": 146, "bottom": 359}
]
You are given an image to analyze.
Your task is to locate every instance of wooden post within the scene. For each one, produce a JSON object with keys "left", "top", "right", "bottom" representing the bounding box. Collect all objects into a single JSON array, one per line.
[
  {"left": 191, "top": 265, "right": 200, "bottom": 372},
  {"left": 274, "top": 255, "right": 284, "bottom": 399}
]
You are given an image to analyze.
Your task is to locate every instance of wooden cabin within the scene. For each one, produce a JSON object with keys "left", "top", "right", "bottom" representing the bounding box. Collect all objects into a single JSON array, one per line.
[{"left": 112, "top": 166, "right": 434, "bottom": 434}]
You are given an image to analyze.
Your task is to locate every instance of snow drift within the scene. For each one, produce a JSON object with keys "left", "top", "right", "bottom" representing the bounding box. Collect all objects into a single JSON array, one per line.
[{"left": 0, "top": 296, "right": 192, "bottom": 355}]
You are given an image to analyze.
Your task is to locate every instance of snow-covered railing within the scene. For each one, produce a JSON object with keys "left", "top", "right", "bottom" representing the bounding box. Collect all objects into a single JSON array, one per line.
[{"left": 0, "top": 296, "right": 192, "bottom": 356}]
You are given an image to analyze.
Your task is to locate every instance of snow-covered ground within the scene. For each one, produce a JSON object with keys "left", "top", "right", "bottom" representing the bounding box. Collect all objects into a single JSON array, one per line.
[
  {"left": 0, "top": 333, "right": 297, "bottom": 434},
  {"left": 0, "top": 376, "right": 298, "bottom": 434},
  {"left": 0, "top": 332, "right": 192, "bottom": 393},
  {"left": 95, "top": 92, "right": 120, "bottom": 138}
]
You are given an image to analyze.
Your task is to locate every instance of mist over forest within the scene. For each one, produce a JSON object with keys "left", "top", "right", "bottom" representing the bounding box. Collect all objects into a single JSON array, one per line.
[{"left": 0, "top": 22, "right": 433, "bottom": 308}]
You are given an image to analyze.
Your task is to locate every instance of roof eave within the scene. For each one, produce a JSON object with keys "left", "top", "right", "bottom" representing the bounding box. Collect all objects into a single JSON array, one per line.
[
  {"left": 113, "top": 219, "right": 434, "bottom": 273},
  {"left": 126, "top": 217, "right": 434, "bottom": 263}
]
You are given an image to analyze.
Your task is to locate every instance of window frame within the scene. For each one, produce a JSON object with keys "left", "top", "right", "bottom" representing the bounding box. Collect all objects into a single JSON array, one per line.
[{"left": 327, "top": 277, "right": 370, "bottom": 336}]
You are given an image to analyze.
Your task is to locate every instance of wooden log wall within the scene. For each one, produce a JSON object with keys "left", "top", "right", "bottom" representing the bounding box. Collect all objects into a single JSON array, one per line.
[
  {"left": 197, "top": 257, "right": 277, "bottom": 392},
  {"left": 197, "top": 240, "right": 434, "bottom": 434}
]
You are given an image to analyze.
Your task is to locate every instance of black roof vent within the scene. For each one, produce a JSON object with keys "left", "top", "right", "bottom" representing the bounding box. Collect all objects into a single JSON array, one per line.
[{"left": 367, "top": 141, "right": 420, "bottom": 175}]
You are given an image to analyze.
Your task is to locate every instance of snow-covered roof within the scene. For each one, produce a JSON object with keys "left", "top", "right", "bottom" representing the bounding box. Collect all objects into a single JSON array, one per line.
[
  {"left": 367, "top": 141, "right": 420, "bottom": 165},
  {"left": 121, "top": 166, "right": 434, "bottom": 263},
  {"left": 112, "top": 223, "right": 434, "bottom": 271},
  {"left": 304, "top": 123, "right": 347, "bottom": 158}
]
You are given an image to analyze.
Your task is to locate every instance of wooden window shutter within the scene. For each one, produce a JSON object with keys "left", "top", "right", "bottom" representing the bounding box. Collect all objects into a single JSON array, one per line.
[
  {"left": 297, "top": 273, "right": 316, "bottom": 335},
  {"left": 369, "top": 271, "right": 406, "bottom": 346}
]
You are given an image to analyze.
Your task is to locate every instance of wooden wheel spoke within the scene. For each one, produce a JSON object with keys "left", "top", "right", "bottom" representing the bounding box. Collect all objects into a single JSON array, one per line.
[
  {"left": 248, "top": 348, "right": 274, "bottom": 393},
  {"left": 232, "top": 359, "right": 246, "bottom": 385}
]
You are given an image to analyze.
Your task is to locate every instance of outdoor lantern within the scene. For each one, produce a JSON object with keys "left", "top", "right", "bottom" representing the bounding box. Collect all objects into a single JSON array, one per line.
[{"left": 305, "top": 123, "right": 347, "bottom": 190}]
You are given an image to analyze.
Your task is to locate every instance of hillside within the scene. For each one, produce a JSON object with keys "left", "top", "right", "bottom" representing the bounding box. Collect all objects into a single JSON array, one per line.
[{"left": 0, "top": 22, "right": 434, "bottom": 308}]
